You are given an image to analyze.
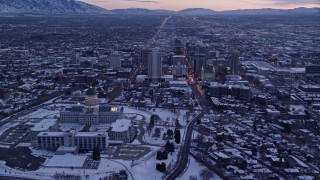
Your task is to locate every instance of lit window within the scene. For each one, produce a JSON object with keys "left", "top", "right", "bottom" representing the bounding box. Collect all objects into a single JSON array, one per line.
[{"left": 111, "top": 107, "right": 118, "bottom": 112}]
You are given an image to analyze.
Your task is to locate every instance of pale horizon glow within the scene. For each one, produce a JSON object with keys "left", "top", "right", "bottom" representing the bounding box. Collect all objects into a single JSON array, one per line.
[{"left": 80, "top": 0, "right": 320, "bottom": 11}]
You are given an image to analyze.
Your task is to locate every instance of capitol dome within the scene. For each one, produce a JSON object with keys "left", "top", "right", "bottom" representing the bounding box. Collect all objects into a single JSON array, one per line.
[
  {"left": 86, "top": 87, "right": 96, "bottom": 96},
  {"left": 84, "top": 87, "right": 99, "bottom": 109}
]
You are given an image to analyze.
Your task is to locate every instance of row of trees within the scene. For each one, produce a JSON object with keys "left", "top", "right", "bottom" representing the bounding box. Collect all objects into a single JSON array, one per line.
[
  {"left": 155, "top": 140, "right": 176, "bottom": 172},
  {"left": 148, "top": 114, "right": 182, "bottom": 136},
  {"left": 164, "top": 129, "right": 181, "bottom": 143}
]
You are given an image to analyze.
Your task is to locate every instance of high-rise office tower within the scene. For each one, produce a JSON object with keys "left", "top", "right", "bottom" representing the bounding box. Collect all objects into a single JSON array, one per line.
[
  {"left": 173, "top": 39, "right": 184, "bottom": 55},
  {"left": 230, "top": 50, "right": 239, "bottom": 74},
  {"left": 148, "top": 49, "right": 162, "bottom": 82},
  {"left": 110, "top": 51, "right": 121, "bottom": 69},
  {"left": 141, "top": 49, "right": 151, "bottom": 67},
  {"left": 193, "top": 53, "right": 206, "bottom": 75}
]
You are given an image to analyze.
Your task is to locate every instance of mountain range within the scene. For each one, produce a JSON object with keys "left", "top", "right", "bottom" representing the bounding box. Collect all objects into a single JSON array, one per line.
[
  {"left": 0, "top": 0, "right": 319, "bottom": 15},
  {"left": 0, "top": 0, "right": 108, "bottom": 14}
]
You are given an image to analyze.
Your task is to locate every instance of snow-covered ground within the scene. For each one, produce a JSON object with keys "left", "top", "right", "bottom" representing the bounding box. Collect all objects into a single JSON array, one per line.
[
  {"left": 27, "top": 118, "right": 58, "bottom": 132},
  {"left": 0, "top": 104, "right": 196, "bottom": 179},
  {"left": 0, "top": 145, "right": 180, "bottom": 180},
  {"left": 18, "top": 108, "right": 60, "bottom": 120},
  {"left": 129, "top": 147, "right": 178, "bottom": 180},
  {"left": 143, "top": 127, "right": 185, "bottom": 146},
  {"left": 180, "top": 156, "right": 222, "bottom": 180},
  {"left": 124, "top": 107, "right": 194, "bottom": 126},
  {"left": 124, "top": 107, "right": 153, "bottom": 120}
]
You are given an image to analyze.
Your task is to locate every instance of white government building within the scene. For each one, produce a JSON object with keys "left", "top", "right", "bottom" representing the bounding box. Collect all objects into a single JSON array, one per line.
[
  {"left": 36, "top": 88, "right": 135, "bottom": 151},
  {"left": 60, "top": 88, "right": 123, "bottom": 124}
]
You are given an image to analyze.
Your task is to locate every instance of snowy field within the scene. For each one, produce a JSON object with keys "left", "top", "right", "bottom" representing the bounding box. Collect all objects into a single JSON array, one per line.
[
  {"left": 28, "top": 118, "right": 58, "bottom": 132},
  {"left": 180, "top": 156, "right": 222, "bottom": 180},
  {"left": 18, "top": 108, "right": 60, "bottom": 120},
  {"left": 124, "top": 107, "right": 194, "bottom": 125}
]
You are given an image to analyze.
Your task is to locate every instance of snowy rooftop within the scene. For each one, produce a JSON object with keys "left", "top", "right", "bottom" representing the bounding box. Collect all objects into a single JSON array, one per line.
[
  {"left": 111, "top": 119, "right": 132, "bottom": 132},
  {"left": 214, "top": 152, "right": 230, "bottom": 159},
  {"left": 46, "top": 154, "right": 87, "bottom": 167},
  {"left": 75, "top": 132, "right": 107, "bottom": 137},
  {"left": 169, "top": 81, "right": 188, "bottom": 86},
  {"left": 56, "top": 146, "right": 78, "bottom": 152},
  {"left": 38, "top": 132, "right": 66, "bottom": 137}
]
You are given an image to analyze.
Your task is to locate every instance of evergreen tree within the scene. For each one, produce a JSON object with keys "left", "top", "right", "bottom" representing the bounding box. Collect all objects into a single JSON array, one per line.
[
  {"left": 251, "top": 147, "right": 258, "bottom": 156},
  {"left": 165, "top": 141, "right": 171, "bottom": 152},
  {"left": 216, "top": 133, "right": 224, "bottom": 142},
  {"left": 92, "top": 145, "right": 101, "bottom": 160},
  {"left": 156, "top": 163, "right": 161, "bottom": 171},
  {"left": 155, "top": 127, "right": 161, "bottom": 138},
  {"left": 162, "top": 151, "right": 168, "bottom": 160},
  {"left": 169, "top": 142, "right": 175, "bottom": 152},
  {"left": 150, "top": 115, "right": 155, "bottom": 127},
  {"left": 156, "top": 151, "right": 163, "bottom": 160},
  {"left": 174, "top": 129, "right": 181, "bottom": 144},
  {"left": 175, "top": 119, "right": 181, "bottom": 129},
  {"left": 160, "top": 162, "right": 166, "bottom": 172},
  {"left": 92, "top": 147, "right": 97, "bottom": 160},
  {"left": 239, "top": 160, "right": 247, "bottom": 170},
  {"left": 167, "top": 129, "right": 174, "bottom": 138}
]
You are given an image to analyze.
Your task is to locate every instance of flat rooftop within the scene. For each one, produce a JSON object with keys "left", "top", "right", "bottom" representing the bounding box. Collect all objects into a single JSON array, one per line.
[
  {"left": 38, "top": 132, "right": 66, "bottom": 137},
  {"left": 111, "top": 119, "right": 132, "bottom": 132},
  {"left": 46, "top": 154, "right": 87, "bottom": 168},
  {"left": 75, "top": 132, "right": 107, "bottom": 137}
]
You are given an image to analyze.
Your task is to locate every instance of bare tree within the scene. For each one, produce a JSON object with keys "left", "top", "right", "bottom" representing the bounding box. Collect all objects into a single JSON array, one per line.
[
  {"left": 199, "top": 169, "right": 214, "bottom": 180},
  {"left": 195, "top": 134, "right": 205, "bottom": 143}
]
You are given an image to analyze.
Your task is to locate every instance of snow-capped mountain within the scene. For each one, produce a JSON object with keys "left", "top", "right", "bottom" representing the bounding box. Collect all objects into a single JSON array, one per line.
[
  {"left": 0, "top": 1, "right": 318, "bottom": 16},
  {"left": 224, "top": 7, "right": 320, "bottom": 15},
  {"left": 177, "top": 8, "right": 216, "bottom": 15},
  {"left": 109, "top": 7, "right": 319, "bottom": 15},
  {"left": 110, "top": 8, "right": 172, "bottom": 15},
  {"left": 0, "top": 0, "right": 109, "bottom": 14}
]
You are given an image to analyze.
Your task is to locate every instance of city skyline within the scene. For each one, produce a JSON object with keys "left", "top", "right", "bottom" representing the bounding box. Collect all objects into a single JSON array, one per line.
[{"left": 81, "top": 0, "right": 320, "bottom": 11}]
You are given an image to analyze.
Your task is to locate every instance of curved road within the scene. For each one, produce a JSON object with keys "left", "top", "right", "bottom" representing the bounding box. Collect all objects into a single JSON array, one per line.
[
  {"left": 166, "top": 111, "right": 204, "bottom": 180},
  {"left": 166, "top": 59, "right": 210, "bottom": 179}
]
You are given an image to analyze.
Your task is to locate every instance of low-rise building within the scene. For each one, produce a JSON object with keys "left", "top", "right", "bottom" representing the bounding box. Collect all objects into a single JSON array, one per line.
[
  {"left": 37, "top": 131, "right": 109, "bottom": 151},
  {"left": 109, "top": 119, "right": 135, "bottom": 144}
]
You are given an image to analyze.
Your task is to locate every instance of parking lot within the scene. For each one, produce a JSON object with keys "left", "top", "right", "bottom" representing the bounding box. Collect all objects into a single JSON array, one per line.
[
  {"left": 83, "top": 157, "right": 100, "bottom": 169},
  {"left": 0, "top": 147, "right": 45, "bottom": 170},
  {"left": 0, "top": 125, "right": 32, "bottom": 147},
  {"left": 106, "top": 145, "right": 150, "bottom": 160}
]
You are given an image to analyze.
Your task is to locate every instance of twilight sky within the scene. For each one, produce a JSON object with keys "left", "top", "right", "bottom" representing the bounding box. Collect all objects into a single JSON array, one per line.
[{"left": 80, "top": 0, "right": 320, "bottom": 11}]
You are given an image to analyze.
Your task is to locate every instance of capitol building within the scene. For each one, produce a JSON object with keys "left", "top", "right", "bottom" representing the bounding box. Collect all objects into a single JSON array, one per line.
[
  {"left": 36, "top": 88, "right": 135, "bottom": 151},
  {"left": 59, "top": 87, "right": 123, "bottom": 125}
]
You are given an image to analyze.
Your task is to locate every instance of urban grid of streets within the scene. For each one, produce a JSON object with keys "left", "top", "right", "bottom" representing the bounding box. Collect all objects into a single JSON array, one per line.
[{"left": 0, "top": 9, "right": 320, "bottom": 180}]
